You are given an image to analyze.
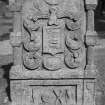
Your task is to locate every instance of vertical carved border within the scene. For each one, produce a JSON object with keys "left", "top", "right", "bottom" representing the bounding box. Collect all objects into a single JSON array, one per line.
[
  {"left": 9, "top": 0, "right": 22, "bottom": 65},
  {"left": 83, "top": 79, "right": 96, "bottom": 105},
  {"left": 9, "top": 0, "right": 23, "bottom": 78},
  {"left": 85, "top": 0, "right": 97, "bottom": 78}
]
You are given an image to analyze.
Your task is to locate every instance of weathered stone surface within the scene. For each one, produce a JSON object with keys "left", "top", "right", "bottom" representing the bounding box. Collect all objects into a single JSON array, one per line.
[
  {"left": 21, "top": 0, "right": 86, "bottom": 72},
  {"left": 10, "top": 80, "right": 83, "bottom": 105},
  {"left": 9, "top": 0, "right": 87, "bottom": 80},
  {"left": 8, "top": 0, "right": 97, "bottom": 105}
]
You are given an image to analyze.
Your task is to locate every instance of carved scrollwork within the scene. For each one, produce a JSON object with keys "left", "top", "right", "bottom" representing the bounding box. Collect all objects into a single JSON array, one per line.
[
  {"left": 58, "top": 11, "right": 81, "bottom": 21},
  {"left": 64, "top": 48, "right": 84, "bottom": 69},
  {"left": 23, "top": 41, "right": 40, "bottom": 52},
  {"left": 23, "top": 20, "right": 42, "bottom": 52},
  {"left": 43, "top": 56, "right": 62, "bottom": 70},
  {"left": 65, "top": 32, "right": 83, "bottom": 50},
  {"left": 22, "top": 0, "right": 86, "bottom": 70},
  {"left": 43, "top": 0, "right": 64, "bottom": 5},
  {"left": 65, "top": 19, "right": 81, "bottom": 31},
  {"left": 23, "top": 52, "right": 41, "bottom": 70},
  {"left": 23, "top": 19, "right": 40, "bottom": 31},
  {"left": 64, "top": 31, "right": 85, "bottom": 69}
]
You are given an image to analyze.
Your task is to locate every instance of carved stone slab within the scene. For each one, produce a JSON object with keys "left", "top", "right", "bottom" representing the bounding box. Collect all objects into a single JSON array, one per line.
[
  {"left": 21, "top": 0, "right": 86, "bottom": 71},
  {"left": 9, "top": 0, "right": 96, "bottom": 105},
  {"left": 10, "top": 79, "right": 83, "bottom": 105},
  {"left": 10, "top": 0, "right": 86, "bottom": 79}
]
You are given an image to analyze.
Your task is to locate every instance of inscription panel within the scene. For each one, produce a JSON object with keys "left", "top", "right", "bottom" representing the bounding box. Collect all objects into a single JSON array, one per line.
[
  {"left": 10, "top": 80, "right": 83, "bottom": 105},
  {"left": 32, "top": 86, "right": 76, "bottom": 105}
]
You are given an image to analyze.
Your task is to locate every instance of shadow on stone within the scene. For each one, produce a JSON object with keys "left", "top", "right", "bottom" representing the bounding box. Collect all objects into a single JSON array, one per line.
[{"left": 1, "top": 63, "right": 13, "bottom": 101}]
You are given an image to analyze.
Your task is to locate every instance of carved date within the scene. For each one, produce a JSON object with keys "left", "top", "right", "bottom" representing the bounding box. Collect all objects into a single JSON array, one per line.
[{"left": 37, "top": 87, "right": 76, "bottom": 105}]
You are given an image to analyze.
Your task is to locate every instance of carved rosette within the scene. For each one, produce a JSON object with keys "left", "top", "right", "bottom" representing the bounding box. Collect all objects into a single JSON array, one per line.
[{"left": 22, "top": 0, "right": 86, "bottom": 71}]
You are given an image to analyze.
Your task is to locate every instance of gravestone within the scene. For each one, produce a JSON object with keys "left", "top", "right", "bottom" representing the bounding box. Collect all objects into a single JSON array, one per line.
[{"left": 9, "top": 0, "right": 97, "bottom": 105}]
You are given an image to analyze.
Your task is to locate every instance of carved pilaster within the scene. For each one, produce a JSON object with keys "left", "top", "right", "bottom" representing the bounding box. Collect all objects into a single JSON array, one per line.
[
  {"left": 9, "top": 1, "right": 22, "bottom": 66},
  {"left": 85, "top": 0, "right": 97, "bottom": 77},
  {"left": 10, "top": 32, "right": 22, "bottom": 66}
]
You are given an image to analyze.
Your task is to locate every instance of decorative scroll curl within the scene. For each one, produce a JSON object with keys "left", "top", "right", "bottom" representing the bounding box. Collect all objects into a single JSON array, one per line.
[
  {"left": 22, "top": 17, "right": 42, "bottom": 70},
  {"left": 23, "top": 52, "right": 41, "bottom": 70},
  {"left": 23, "top": 20, "right": 41, "bottom": 52},
  {"left": 64, "top": 31, "right": 85, "bottom": 69}
]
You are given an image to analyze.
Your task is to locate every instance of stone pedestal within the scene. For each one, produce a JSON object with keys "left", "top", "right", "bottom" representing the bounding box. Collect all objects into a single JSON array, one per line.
[{"left": 9, "top": 0, "right": 97, "bottom": 105}]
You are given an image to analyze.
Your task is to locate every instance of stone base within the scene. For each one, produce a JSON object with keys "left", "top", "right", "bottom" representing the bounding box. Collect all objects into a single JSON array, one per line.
[{"left": 10, "top": 79, "right": 95, "bottom": 105}]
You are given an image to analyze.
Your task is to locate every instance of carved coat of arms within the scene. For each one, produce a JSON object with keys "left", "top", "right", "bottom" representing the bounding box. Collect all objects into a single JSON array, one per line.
[{"left": 22, "top": 0, "right": 86, "bottom": 71}]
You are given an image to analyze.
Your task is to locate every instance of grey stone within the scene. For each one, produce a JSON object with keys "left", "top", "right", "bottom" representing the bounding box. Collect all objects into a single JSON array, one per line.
[{"left": 5, "top": 0, "right": 98, "bottom": 105}]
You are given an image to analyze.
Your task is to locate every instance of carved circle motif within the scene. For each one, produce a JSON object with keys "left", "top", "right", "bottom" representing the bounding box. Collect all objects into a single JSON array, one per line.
[
  {"left": 43, "top": 56, "right": 62, "bottom": 70},
  {"left": 22, "top": 0, "right": 86, "bottom": 70},
  {"left": 65, "top": 34, "right": 82, "bottom": 50},
  {"left": 64, "top": 53, "right": 80, "bottom": 69},
  {"left": 23, "top": 52, "right": 41, "bottom": 70},
  {"left": 64, "top": 31, "right": 85, "bottom": 69}
]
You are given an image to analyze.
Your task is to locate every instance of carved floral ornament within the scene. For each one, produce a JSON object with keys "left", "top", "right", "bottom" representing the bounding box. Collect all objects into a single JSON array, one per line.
[{"left": 22, "top": 0, "right": 86, "bottom": 70}]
